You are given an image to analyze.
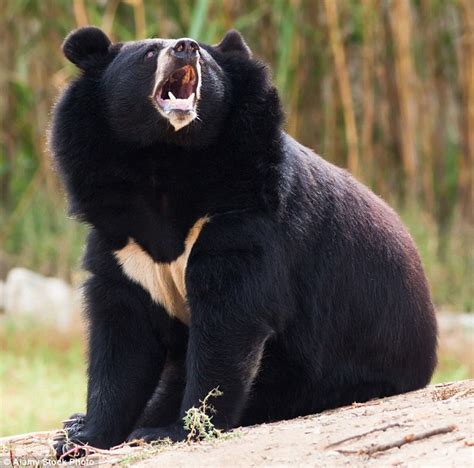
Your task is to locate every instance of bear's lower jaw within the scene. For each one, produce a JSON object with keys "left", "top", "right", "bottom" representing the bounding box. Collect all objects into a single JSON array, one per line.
[
  {"left": 166, "top": 109, "right": 198, "bottom": 131},
  {"left": 154, "top": 97, "right": 198, "bottom": 131}
]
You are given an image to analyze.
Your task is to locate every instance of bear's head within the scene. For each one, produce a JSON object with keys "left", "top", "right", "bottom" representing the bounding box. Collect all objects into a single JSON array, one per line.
[{"left": 62, "top": 26, "right": 279, "bottom": 147}]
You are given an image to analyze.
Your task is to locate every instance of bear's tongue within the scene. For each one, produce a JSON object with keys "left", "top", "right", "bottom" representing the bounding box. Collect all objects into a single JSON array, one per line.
[{"left": 159, "top": 65, "right": 197, "bottom": 110}]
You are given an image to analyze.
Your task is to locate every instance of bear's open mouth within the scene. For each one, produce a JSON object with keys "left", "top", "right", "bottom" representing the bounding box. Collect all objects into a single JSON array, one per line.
[{"left": 155, "top": 65, "right": 199, "bottom": 113}]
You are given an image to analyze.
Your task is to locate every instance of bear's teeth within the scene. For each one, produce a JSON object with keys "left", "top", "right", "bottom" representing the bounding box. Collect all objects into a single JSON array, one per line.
[{"left": 167, "top": 91, "right": 195, "bottom": 104}]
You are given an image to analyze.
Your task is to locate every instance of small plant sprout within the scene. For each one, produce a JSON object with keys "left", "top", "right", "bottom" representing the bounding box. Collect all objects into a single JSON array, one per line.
[{"left": 183, "top": 387, "right": 224, "bottom": 442}]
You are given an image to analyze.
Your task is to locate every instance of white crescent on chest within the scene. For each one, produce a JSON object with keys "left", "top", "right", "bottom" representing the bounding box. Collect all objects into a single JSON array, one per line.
[{"left": 114, "top": 217, "right": 208, "bottom": 325}]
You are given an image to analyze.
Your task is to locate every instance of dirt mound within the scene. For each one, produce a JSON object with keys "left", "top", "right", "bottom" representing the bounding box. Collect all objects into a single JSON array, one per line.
[{"left": 2, "top": 379, "right": 473, "bottom": 467}]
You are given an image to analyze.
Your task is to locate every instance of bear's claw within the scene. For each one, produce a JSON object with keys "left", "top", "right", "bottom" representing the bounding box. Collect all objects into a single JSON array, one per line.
[{"left": 54, "top": 413, "right": 88, "bottom": 460}]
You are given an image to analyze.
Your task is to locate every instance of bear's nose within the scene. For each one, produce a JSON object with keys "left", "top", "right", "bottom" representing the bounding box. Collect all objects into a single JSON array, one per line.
[{"left": 172, "top": 39, "right": 200, "bottom": 58}]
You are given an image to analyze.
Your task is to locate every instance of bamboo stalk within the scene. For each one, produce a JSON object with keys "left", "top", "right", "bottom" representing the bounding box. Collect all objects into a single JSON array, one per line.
[
  {"left": 323, "top": 74, "right": 338, "bottom": 164},
  {"left": 323, "top": 0, "right": 360, "bottom": 175},
  {"left": 374, "top": 58, "right": 391, "bottom": 198},
  {"left": 361, "top": 0, "right": 376, "bottom": 186},
  {"left": 73, "top": 0, "right": 89, "bottom": 27},
  {"left": 388, "top": 0, "right": 418, "bottom": 199},
  {"left": 287, "top": 0, "right": 301, "bottom": 138},
  {"left": 458, "top": 0, "right": 474, "bottom": 223},
  {"left": 433, "top": 54, "right": 450, "bottom": 258},
  {"left": 373, "top": 0, "right": 392, "bottom": 198},
  {"left": 132, "top": 0, "right": 147, "bottom": 39},
  {"left": 101, "top": 0, "right": 121, "bottom": 37},
  {"left": 419, "top": 0, "right": 436, "bottom": 214}
]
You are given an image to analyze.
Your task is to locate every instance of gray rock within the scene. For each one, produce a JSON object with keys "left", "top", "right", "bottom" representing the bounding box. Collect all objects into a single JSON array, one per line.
[{"left": 4, "top": 268, "right": 75, "bottom": 330}]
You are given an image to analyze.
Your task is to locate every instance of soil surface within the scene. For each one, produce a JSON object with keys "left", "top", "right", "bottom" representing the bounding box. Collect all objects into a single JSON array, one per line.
[{"left": 2, "top": 379, "right": 473, "bottom": 467}]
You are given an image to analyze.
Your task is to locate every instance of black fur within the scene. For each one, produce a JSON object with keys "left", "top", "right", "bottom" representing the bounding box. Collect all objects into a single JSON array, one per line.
[
  {"left": 51, "top": 27, "right": 437, "bottom": 457},
  {"left": 62, "top": 26, "right": 111, "bottom": 70}
]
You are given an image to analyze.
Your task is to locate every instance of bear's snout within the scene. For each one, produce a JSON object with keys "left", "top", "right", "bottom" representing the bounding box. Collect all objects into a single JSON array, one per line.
[{"left": 172, "top": 38, "right": 200, "bottom": 59}]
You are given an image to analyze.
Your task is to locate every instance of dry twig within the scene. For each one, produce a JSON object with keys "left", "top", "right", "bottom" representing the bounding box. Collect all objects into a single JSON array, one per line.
[
  {"left": 336, "top": 425, "right": 457, "bottom": 456},
  {"left": 326, "top": 423, "right": 405, "bottom": 449}
]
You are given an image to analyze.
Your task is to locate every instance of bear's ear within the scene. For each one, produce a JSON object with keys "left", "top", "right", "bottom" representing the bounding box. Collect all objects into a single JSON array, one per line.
[
  {"left": 215, "top": 30, "right": 252, "bottom": 58},
  {"left": 62, "top": 26, "right": 111, "bottom": 70}
]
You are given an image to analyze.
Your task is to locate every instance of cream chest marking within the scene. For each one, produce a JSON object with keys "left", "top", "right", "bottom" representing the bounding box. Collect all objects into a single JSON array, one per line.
[{"left": 114, "top": 217, "right": 208, "bottom": 325}]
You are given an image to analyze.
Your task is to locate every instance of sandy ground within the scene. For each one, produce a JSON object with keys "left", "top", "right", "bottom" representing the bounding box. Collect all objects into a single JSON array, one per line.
[{"left": 1, "top": 379, "right": 473, "bottom": 467}]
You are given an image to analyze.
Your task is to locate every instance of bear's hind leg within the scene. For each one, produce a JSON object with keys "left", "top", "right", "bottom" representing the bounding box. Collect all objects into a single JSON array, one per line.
[
  {"left": 241, "top": 380, "right": 398, "bottom": 426},
  {"left": 134, "top": 355, "right": 186, "bottom": 429},
  {"left": 315, "top": 381, "right": 398, "bottom": 412}
]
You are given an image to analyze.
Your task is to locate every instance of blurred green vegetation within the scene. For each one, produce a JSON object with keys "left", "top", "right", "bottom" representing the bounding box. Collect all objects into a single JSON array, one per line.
[
  {"left": 0, "top": 319, "right": 86, "bottom": 437},
  {"left": 0, "top": 0, "right": 473, "bottom": 313}
]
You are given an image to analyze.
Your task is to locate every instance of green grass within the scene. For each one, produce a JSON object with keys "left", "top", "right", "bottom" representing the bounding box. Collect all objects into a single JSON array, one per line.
[
  {"left": 0, "top": 319, "right": 86, "bottom": 437},
  {"left": 431, "top": 354, "right": 470, "bottom": 384}
]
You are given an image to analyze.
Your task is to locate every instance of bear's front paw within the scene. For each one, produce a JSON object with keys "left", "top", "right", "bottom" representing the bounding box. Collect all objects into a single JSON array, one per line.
[
  {"left": 127, "top": 424, "right": 187, "bottom": 444},
  {"left": 54, "top": 413, "right": 89, "bottom": 460},
  {"left": 54, "top": 413, "right": 109, "bottom": 460}
]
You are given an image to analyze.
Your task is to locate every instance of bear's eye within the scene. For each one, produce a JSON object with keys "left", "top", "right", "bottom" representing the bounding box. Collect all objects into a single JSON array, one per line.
[{"left": 144, "top": 49, "right": 156, "bottom": 60}]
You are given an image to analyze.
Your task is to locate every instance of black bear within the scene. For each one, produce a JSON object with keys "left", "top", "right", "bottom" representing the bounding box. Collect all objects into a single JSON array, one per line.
[{"left": 51, "top": 26, "right": 437, "bottom": 456}]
